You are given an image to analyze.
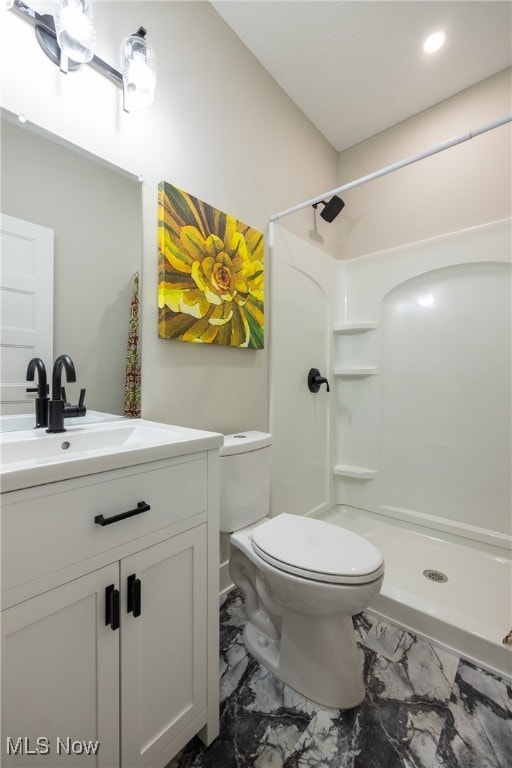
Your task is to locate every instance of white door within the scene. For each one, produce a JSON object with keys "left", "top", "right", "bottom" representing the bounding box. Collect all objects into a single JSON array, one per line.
[
  {"left": 120, "top": 527, "right": 207, "bottom": 768},
  {"left": 1, "top": 564, "right": 120, "bottom": 768},
  {"left": 0, "top": 213, "right": 53, "bottom": 414}
]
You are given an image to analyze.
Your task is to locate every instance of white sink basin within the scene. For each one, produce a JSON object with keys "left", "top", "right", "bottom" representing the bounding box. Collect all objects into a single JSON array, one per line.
[{"left": 0, "top": 419, "right": 223, "bottom": 492}]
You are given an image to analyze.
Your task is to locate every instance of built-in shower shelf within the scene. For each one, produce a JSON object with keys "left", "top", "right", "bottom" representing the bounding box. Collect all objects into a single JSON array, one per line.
[
  {"left": 333, "top": 322, "right": 378, "bottom": 334},
  {"left": 334, "top": 464, "right": 377, "bottom": 479},
  {"left": 333, "top": 367, "right": 378, "bottom": 377}
]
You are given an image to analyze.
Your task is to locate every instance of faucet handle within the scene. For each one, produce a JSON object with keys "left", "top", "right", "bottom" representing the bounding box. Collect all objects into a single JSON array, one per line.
[
  {"left": 62, "top": 388, "right": 87, "bottom": 419},
  {"left": 308, "top": 368, "right": 330, "bottom": 393},
  {"left": 26, "top": 384, "right": 49, "bottom": 395},
  {"left": 61, "top": 387, "right": 85, "bottom": 406}
]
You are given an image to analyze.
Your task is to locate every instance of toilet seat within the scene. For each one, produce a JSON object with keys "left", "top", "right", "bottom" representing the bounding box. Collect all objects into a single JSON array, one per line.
[{"left": 251, "top": 514, "right": 384, "bottom": 585}]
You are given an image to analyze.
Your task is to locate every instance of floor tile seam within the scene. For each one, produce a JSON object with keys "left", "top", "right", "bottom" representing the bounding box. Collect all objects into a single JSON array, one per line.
[
  {"left": 365, "top": 683, "right": 454, "bottom": 712},
  {"left": 236, "top": 701, "right": 312, "bottom": 727}
]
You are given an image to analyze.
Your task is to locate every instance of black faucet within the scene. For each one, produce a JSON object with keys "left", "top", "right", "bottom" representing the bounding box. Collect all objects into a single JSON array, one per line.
[
  {"left": 26, "top": 357, "right": 49, "bottom": 428},
  {"left": 47, "top": 354, "right": 87, "bottom": 433}
]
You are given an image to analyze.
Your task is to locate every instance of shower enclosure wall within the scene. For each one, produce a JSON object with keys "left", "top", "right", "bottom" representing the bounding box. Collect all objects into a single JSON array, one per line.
[{"left": 269, "top": 217, "right": 511, "bottom": 678}]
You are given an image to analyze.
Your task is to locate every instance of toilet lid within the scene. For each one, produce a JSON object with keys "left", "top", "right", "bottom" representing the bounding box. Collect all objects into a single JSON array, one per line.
[{"left": 251, "top": 514, "right": 384, "bottom": 585}]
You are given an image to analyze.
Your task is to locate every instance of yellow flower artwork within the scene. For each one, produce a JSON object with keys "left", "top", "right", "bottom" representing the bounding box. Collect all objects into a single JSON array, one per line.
[{"left": 158, "top": 182, "right": 264, "bottom": 348}]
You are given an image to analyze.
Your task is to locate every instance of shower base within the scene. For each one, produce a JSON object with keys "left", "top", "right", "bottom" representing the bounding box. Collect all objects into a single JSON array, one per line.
[{"left": 320, "top": 505, "right": 512, "bottom": 680}]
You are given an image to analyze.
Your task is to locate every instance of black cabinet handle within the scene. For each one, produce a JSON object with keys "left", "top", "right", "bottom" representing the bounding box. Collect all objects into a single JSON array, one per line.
[
  {"left": 95, "top": 501, "right": 150, "bottom": 527},
  {"left": 105, "top": 584, "right": 120, "bottom": 631},
  {"left": 127, "top": 574, "right": 141, "bottom": 617}
]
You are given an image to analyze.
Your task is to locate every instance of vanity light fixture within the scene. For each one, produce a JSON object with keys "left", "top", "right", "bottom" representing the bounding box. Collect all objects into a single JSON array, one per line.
[{"left": 8, "top": 0, "right": 157, "bottom": 112}]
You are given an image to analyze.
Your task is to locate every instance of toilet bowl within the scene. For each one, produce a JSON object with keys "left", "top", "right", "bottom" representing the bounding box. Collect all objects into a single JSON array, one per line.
[{"left": 220, "top": 432, "right": 384, "bottom": 709}]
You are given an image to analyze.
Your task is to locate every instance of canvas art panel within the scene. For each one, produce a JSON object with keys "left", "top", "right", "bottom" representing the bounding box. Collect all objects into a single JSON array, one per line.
[{"left": 158, "top": 182, "right": 264, "bottom": 348}]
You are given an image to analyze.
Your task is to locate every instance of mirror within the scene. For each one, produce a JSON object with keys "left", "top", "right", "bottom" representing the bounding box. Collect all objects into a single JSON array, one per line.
[{"left": 0, "top": 113, "right": 142, "bottom": 429}]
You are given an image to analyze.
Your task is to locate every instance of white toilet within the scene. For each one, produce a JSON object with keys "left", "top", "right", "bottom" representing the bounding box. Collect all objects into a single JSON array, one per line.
[{"left": 220, "top": 431, "right": 384, "bottom": 710}]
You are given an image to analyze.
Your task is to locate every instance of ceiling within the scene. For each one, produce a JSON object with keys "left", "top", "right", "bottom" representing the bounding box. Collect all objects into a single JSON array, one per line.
[{"left": 211, "top": 1, "right": 512, "bottom": 151}]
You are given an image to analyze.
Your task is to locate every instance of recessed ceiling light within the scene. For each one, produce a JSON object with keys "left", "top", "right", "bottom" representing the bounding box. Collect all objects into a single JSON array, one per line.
[{"left": 423, "top": 31, "right": 446, "bottom": 54}]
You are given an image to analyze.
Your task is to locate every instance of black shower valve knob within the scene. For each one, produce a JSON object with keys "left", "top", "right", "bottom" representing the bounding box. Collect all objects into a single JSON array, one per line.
[{"left": 308, "top": 368, "right": 330, "bottom": 393}]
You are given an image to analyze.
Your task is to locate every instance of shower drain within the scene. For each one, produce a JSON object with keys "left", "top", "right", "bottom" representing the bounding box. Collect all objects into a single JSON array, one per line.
[{"left": 423, "top": 569, "right": 448, "bottom": 583}]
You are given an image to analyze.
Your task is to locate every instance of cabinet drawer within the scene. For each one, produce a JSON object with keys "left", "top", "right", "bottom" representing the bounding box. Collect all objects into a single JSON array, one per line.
[{"left": 1, "top": 456, "right": 207, "bottom": 594}]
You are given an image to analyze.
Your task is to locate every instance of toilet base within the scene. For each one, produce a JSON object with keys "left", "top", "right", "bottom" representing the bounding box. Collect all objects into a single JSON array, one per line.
[
  {"left": 229, "top": 530, "right": 379, "bottom": 710},
  {"left": 243, "top": 609, "right": 366, "bottom": 710}
]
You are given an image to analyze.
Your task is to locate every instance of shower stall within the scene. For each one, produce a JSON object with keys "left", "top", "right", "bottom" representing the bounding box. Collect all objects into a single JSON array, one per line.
[{"left": 268, "top": 121, "right": 512, "bottom": 679}]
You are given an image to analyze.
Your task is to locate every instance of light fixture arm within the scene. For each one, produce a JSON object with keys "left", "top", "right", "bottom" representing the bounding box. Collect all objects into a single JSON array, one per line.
[{"left": 11, "top": 0, "right": 128, "bottom": 103}]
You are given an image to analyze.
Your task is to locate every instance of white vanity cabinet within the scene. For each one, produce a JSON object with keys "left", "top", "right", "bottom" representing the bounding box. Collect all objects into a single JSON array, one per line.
[
  {"left": 120, "top": 526, "right": 208, "bottom": 767},
  {"left": 1, "top": 446, "right": 220, "bottom": 768},
  {"left": 2, "top": 563, "right": 121, "bottom": 767}
]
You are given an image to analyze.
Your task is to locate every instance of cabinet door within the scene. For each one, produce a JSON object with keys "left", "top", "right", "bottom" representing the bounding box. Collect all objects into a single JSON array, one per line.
[
  {"left": 121, "top": 526, "right": 207, "bottom": 768},
  {"left": 1, "top": 564, "right": 120, "bottom": 768}
]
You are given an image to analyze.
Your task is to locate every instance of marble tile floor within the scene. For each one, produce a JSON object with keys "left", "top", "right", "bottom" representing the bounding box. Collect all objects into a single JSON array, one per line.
[{"left": 168, "top": 590, "right": 512, "bottom": 768}]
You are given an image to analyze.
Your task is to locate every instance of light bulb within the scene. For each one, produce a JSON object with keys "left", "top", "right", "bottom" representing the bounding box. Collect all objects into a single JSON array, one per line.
[
  {"left": 55, "top": 0, "right": 95, "bottom": 64},
  {"left": 120, "top": 28, "right": 157, "bottom": 111}
]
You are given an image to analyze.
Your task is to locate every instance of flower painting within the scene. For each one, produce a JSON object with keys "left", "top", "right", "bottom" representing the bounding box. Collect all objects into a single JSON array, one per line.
[{"left": 158, "top": 182, "right": 264, "bottom": 348}]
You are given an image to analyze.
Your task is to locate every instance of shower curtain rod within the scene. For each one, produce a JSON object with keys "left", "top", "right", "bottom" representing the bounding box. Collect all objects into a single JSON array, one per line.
[{"left": 269, "top": 114, "right": 512, "bottom": 222}]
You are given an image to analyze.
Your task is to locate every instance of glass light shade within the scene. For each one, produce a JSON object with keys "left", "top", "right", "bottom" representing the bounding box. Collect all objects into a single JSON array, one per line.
[
  {"left": 55, "top": 0, "right": 95, "bottom": 64},
  {"left": 120, "top": 30, "right": 156, "bottom": 111}
]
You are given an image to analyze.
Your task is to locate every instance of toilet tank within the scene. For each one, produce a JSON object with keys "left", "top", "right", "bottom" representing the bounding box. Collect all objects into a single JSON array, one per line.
[{"left": 219, "top": 431, "right": 272, "bottom": 533}]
